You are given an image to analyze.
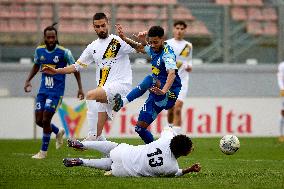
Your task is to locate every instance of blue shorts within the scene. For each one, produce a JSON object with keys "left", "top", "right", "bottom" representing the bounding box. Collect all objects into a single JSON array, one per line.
[
  {"left": 137, "top": 87, "right": 181, "bottom": 125},
  {"left": 35, "top": 92, "right": 63, "bottom": 113}
]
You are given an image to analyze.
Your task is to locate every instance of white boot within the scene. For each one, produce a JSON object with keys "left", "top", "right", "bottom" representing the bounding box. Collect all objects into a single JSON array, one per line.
[
  {"left": 56, "top": 128, "right": 65, "bottom": 149},
  {"left": 32, "top": 150, "right": 47, "bottom": 159}
]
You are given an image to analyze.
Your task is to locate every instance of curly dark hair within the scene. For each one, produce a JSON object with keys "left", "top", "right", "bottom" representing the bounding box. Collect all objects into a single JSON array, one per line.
[
  {"left": 43, "top": 22, "right": 59, "bottom": 44},
  {"left": 148, "top": 26, "right": 164, "bottom": 38},
  {"left": 170, "top": 135, "right": 193, "bottom": 158}
]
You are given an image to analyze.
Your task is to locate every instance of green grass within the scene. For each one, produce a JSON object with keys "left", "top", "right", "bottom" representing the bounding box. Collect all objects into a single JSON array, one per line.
[{"left": 0, "top": 138, "right": 284, "bottom": 189}]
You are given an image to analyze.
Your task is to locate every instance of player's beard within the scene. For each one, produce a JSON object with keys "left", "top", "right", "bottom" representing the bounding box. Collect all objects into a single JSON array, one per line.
[
  {"left": 97, "top": 31, "right": 108, "bottom": 39},
  {"left": 45, "top": 41, "right": 56, "bottom": 51}
]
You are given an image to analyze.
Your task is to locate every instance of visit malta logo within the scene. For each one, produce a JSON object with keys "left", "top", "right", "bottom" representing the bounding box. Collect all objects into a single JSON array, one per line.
[{"left": 58, "top": 101, "right": 87, "bottom": 138}]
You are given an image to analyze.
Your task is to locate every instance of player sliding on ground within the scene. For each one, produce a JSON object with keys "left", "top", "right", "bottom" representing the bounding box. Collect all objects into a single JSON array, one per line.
[{"left": 63, "top": 127, "right": 201, "bottom": 177}]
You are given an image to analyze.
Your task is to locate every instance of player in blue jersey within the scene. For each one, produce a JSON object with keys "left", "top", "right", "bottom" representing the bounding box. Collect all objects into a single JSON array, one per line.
[
  {"left": 24, "top": 23, "right": 84, "bottom": 159},
  {"left": 113, "top": 24, "right": 181, "bottom": 144}
]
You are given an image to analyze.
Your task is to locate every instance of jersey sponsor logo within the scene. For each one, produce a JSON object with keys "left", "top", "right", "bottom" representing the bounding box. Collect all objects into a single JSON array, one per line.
[
  {"left": 180, "top": 44, "right": 191, "bottom": 57},
  {"left": 53, "top": 56, "right": 59, "bottom": 63},
  {"left": 98, "top": 66, "right": 111, "bottom": 87},
  {"left": 42, "top": 64, "right": 56, "bottom": 70},
  {"left": 58, "top": 101, "right": 87, "bottom": 138},
  {"left": 152, "top": 66, "right": 160, "bottom": 75},
  {"left": 103, "top": 38, "right": 121, "bottom": 59},
  {"left": 45, "top": 76, "right": 54, "bottom": 88}
]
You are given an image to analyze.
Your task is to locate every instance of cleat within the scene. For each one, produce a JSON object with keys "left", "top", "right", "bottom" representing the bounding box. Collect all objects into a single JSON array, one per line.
[
  {"left": 56, "top": 128, "right": 65, "bottom": 149},
  {"left": 113, "top": 93, "right": 123, "bottom": 112},
  {"left": 82, "top": 134, "right": 97, "bottom": 142},
  {"left": 32, "top": 150, "right": 47, "bottom": 159},
  {"left": 67, "top": 138, "right": 85, "bottom": 150},
  {"left": 104, "top": 170, "right": 113, "bottom": 176},
  {"left": 63, "top": 158, "right": 83, "bottom": 167}
]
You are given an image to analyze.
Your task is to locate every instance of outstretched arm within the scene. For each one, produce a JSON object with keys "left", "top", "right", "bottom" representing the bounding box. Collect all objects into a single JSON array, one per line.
[
  {"left": 41, "top": 64, "right": 77, "bottom": 75},
  {"left": 24, "top": 64, "right": 40, "bottom": 92},
  {"left": 73, "top": 72, "right": 84, "bottom": 100},
  {"left": 115, "top": 24, "right": 146, "bottom": 53},
  {"left": 176, "top": 163, "right": 201, "bottom": 177}
]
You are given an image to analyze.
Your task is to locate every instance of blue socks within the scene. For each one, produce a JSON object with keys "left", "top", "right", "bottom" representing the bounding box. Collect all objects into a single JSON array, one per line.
[
  {"left": 135, "top": 125, "right": 154, "bottom": 144},
  {"left": 127, "top": 75, "right": 154, "bottom": 102},
  {"left": 41, "top": 132, "right": 51, "bottom": 151},
  {"left": 51, "top": 123, "right": 59, "bottom": 135}
]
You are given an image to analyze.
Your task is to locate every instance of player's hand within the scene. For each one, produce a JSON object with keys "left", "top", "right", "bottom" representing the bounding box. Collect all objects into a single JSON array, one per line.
[
  {"left": 149, "top": 86, "right": 165, "bottom": 95},
  {"left": 77, "top": 89, "right": 84, "bottom": 100},
  {"left": 115, "top": 24, "right": 126, "bottom": 40},
  {"left": 133, "top": 31, "right": 148, "bottom": 46},
  {"left": 280, "top": 90, "right": 284, "bottom": 97},
  {"left": 24, "top": 81, "right": 32, "bottom": 93},
  {"left": 185, "top": 65, "right": 192, "bottom": 72},
  {"left": 41, "top": 65, "right": 57, "bottom": 75},
  {"left": 190, "top": 163, "right": 201, "bottom": 172}
]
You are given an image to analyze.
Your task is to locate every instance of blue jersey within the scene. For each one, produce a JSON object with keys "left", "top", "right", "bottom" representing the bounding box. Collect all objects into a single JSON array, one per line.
[
  {"left": 144, "top": 43, "right": 181, "bottom": 88},
  {"left": 34, "top": 44, "right": 75, "bottom": 95}
]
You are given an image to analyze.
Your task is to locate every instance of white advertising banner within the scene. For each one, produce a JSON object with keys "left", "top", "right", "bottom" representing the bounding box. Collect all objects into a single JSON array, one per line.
[{"left": 0, "top": 97, "right": 281, "bottom": 139}]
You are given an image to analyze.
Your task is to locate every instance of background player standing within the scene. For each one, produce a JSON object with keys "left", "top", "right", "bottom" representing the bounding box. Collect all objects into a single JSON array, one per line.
[
  {"left": 24, "top": 23, "right": 84, "bottom": 159},
  {"left": 166, "top": 20, "right": 193, "bottom": 134},
  {"left": 277, "top": 61, "right": 284, "bottom": 142}
]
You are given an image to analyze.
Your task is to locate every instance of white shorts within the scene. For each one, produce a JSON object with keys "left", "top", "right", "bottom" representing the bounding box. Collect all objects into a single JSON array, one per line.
[
  {"left": 110, "top": 144, "right": 132, "bottom": 177},
  {"left": 98, "top": 82, "right": 132, "bottom": 120},
  {"left": 177, "top": 72, "right": 189, "bottom": 101}
]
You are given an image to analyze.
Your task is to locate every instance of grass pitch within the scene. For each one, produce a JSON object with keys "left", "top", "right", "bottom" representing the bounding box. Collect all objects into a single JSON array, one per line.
[{"left": 0, "top": 138, "right": 283, "bottom": 189}]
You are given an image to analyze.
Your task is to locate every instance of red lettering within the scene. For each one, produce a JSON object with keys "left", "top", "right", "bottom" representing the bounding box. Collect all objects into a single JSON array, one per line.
[
  {"left": 120, "top": 107, "right": 127, "bottom": 134},
  {"left": 226, "top": 111, "right": 234, "bottom": 133},
  {"left": 216, "top": 106, "right": 222, "bottom": 133},
  {"left": 187, "top": 108, "right": 193, "bottom": 133},
  {"left": 104, "top": 121, "right": 111, "bottom": 134},
  {"left": 238, "top": 114, "right": 252, "bottom": 133},
  {"left": 197, "top": 114, "right": 211, "bottom": 133}
]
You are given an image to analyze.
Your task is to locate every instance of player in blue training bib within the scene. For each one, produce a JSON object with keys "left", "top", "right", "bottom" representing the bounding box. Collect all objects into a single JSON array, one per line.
[
  {"left": 113, "top": 25, "right": 181, "bottom": 144},
  {"left": 24, "top": 23, "right": 84, "bottom": 159}
]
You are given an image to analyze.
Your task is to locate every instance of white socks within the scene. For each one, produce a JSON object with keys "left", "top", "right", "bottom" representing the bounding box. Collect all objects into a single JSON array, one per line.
[
  {"left": 82, "top": 141, "right": 118, "bottom": 154},
  {"left": 81, "top": 158, "right": 112, "bottom": 170},
  {"left": 172, "top": 126, "right": 182, "bottom": 135},
  {"left": 280, "top": 117, "right": 284, "bottom": 135},
  {"left": 86, "top": 100, "right": 98, "bottom": 137},
  {"left": 122, "top": 97, "right": 129, "bottom": 106}
]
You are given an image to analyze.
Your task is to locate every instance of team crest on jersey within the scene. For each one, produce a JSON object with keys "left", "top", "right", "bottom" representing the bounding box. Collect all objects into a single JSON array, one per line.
[
  {"left": 53, "top": 56, "right": 59, "bottom": 63},
  {"left": 180, "top": 44, "right": 191, "bottom": 57},
  {"left": 40, "top": 56, "right": 45, "bottom": 61},
  {"left": 103, "top": 38, "right": 121, "bottom": 59}
]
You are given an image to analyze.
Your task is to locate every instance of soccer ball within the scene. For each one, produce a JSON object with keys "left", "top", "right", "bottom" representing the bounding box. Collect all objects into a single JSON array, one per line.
[{"left": 219, "top": 135, "right": 240, "bottom": 155}]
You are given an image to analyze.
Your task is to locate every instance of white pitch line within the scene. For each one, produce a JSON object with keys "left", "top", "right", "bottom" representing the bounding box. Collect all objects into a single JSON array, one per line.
[{"left": 208, "top": 158, "right": 284, "bottom": 162}]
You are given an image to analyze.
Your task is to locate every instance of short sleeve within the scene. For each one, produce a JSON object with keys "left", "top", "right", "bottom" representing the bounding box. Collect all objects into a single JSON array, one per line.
[
  {"left": 119, "top": 37, "right": 136, "bottom": 54},
  {"left": 75, "top": 44, "right": 94, "bottom": 71},
  {"left": 64, "top": 49, "right": 75, "bottom": 65},
  {"left": 175, "top": 169, "right": 183, "bottom": 177},
  {"left": 160, "top": 127, "right": 176, "bottom": 139},
  {"left": 33, "top": 49, "right": 40, "bottom": 65},
  {"left": 187, "top": 43, "right": 193, "bottom": 67},
  {"left": 144, "top": 46, "right": 151, "bottom": 56},
  {"left": 163, "top": 52, "right": 177, "bottom": 70}
]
